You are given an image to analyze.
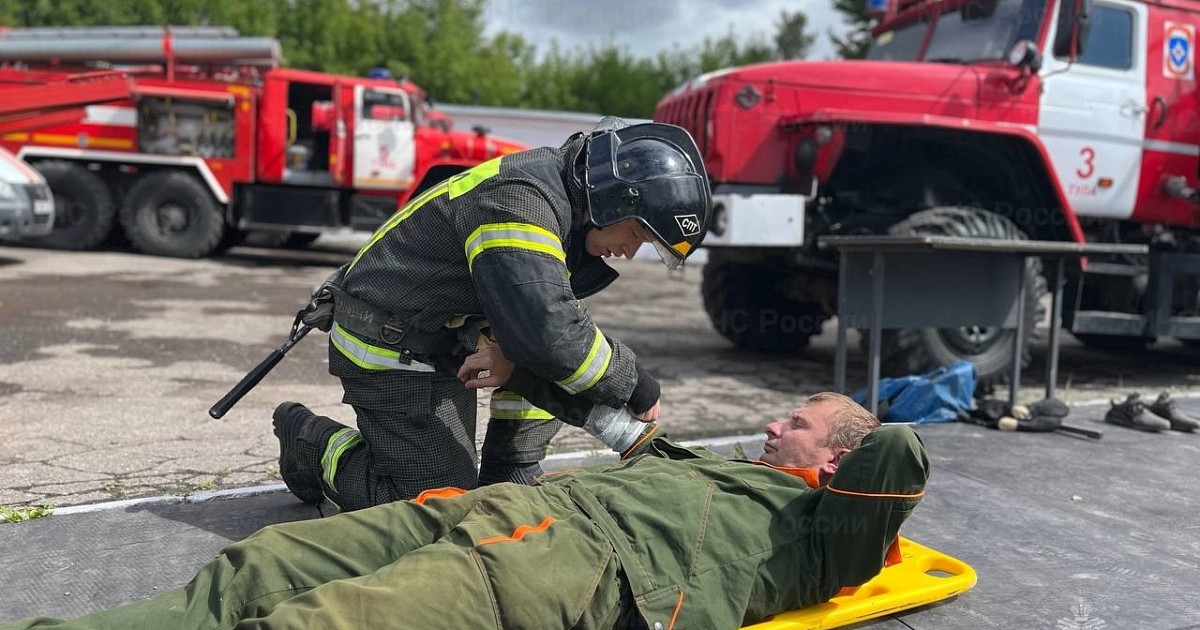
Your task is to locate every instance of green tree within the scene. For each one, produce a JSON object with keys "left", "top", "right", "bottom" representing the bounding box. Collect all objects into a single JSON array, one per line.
[
  {"left": 830, "top": 0, "right": 878, "bottom": 59},
  {"left": 775, "top": 9, "right": 816, "bottom": 60}
]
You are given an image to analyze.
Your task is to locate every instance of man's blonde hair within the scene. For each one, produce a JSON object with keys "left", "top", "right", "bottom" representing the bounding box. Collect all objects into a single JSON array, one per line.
[{"left": 806, "top": 392, "right": 881, "bottom": 450}]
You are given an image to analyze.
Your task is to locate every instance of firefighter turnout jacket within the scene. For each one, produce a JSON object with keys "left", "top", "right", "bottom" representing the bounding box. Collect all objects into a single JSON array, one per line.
[{"left": 329, "top": 136, "right": 645, "bottom": 411}]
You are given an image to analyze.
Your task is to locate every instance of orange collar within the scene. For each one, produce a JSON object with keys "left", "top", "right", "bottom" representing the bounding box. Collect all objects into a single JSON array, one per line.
[{"left": 752, "top": 461, "right": 821, "bottom": 488}]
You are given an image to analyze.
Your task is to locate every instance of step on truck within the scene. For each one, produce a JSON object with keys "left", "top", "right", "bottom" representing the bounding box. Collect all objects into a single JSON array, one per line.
[
  {"left": 0, "top": 26, "right": 525, "bottom": 258},
  {"left": 655, "top": 0, "right": 1200, "bottom": 383}
]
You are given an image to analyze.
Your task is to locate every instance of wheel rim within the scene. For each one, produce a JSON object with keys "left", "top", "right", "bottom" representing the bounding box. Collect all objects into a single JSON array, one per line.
[
  {"left": 938, "top": 325, "right": 1004, "bottom": 356},
  {"left": 151, "top": 201, "right": 191, "bottom": 237}
]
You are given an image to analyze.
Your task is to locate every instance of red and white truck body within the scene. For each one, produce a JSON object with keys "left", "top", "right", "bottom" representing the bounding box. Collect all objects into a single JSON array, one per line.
[
  {"left": 656, "top": 0, "right": 1200, "bottom": 378},
  {"left": 0, "top": 26, "right": 525, "bottom": 257}
]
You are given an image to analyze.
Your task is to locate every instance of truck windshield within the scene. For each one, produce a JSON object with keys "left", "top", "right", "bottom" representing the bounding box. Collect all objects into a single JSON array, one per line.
[
  {"left": 867, "top": 0, "right": 1045, "bottom": 64},
  {"left": 867, "top": 19, "right": 929, "bottom": 61}
]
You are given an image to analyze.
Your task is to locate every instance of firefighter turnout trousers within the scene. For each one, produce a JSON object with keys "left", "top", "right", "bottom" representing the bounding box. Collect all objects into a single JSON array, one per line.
[{"left": 320, "top": 365, "right": 562, "bottom": 512}]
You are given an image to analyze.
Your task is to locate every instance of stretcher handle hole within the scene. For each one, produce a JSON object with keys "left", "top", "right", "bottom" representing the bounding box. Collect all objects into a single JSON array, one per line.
[{"left": 925, "top": 569, "right": 956, "bottom": 578}]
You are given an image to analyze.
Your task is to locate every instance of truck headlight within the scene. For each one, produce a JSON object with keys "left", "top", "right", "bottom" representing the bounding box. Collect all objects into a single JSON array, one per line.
[
  {"left": 794, "top": 138, "right": 818, "bottom": 175},
  {"left": 0, "top": 181, "right": 16, "bottom": 200}
]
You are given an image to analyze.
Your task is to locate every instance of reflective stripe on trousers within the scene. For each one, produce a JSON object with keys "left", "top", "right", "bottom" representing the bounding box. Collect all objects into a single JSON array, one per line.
[{"left": 490, "top": 390, "right": 554, "bottom": 420}]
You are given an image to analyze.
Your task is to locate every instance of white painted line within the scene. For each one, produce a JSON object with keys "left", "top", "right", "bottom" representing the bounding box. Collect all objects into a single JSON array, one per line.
[
  {"left": 53, "top": 494, "right": 182, "bottom": 516},
  {"left": 43, "top": 483, "right": 289, "bottom": 518}
]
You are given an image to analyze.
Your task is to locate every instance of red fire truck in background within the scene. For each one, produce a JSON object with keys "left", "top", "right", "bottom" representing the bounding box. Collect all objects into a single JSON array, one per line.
[
  {"left": 656, "top": 0, "right": 1200, "bottom": 382},
  {"left": 0, "top": 26, "right": 524, "bottom": 258}
]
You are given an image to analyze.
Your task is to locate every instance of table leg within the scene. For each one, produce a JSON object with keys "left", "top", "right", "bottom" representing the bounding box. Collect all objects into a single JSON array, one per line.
[
  {"left": 835, "top": 252, "right": 848, "bottom": 394},
  {"left": 1009, "top": 257, "right": 1028, "bottom": 409},
  {"left": 869, "top": 251, "right": 884, "bottom": 418},
  {"left": 1046, "top": 257, "right": 1065, "bottom": 400}
]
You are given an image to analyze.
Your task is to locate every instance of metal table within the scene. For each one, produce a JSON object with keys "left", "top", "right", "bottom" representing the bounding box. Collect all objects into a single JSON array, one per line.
[{"left": 819, "top": 236, "right": 1148, "bottom": 417}]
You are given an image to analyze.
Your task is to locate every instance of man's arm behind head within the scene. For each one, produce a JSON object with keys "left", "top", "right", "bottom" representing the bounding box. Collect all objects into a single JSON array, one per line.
[{"left": 809, "top": 425, "right": 930, "bottom": 594}]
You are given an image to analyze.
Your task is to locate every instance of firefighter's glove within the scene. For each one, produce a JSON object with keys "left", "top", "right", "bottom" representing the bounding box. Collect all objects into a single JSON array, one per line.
[
  {"left": 299, "top": 267, "right": 345, "bottom": 333},
  {"left": 299, "top": 295, "right": 334, "bottom": 333},
  {"left": 626, "top": 363, "right": 660, "bottom": 417}
]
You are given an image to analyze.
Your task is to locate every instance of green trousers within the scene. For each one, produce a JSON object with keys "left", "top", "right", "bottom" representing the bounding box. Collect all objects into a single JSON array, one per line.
[{"left": 3, "top": 484, "right": 635, "bottom": 630}]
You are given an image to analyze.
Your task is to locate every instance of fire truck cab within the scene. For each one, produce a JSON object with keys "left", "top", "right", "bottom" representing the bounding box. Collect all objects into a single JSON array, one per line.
[
  {"left": 656, "top": 0, "right": 1200, "bottom": 382},
  {"left": 0, "top": 26, "right": 525, "bottom": 258}
]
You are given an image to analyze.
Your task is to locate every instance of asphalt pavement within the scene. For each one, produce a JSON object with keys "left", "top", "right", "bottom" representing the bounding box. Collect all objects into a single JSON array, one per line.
[{"left": 1, "top": 236, "right": 1198, "bottom": 512}]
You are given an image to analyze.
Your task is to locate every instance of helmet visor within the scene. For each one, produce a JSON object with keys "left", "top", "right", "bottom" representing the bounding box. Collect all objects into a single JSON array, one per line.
[{"left": 651, "top": 239, "right": 686, "bottom": 270}]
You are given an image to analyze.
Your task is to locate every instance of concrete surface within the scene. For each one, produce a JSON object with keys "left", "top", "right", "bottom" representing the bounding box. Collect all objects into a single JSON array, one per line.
[{"left": 1, "top": 236, "right": 1198, "bottom": 509}]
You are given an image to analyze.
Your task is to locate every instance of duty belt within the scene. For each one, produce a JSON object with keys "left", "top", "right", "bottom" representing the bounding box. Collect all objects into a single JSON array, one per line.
[{"left": 327, "top": 286, "right": 457, "bottom": 370}]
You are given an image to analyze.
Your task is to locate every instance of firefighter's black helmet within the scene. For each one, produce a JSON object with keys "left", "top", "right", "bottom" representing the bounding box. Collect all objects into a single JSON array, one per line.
[{"left": 582, "top": 121, "right": 711, "bottom": 269}]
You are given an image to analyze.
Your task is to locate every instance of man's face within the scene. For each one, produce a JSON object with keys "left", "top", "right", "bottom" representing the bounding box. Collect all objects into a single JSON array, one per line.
[
  {"left": 584, "top": 219, "right": 654, "bottom": 259},
  {"left": 760, "top": 401, "right": 845, "bottom": 472}
]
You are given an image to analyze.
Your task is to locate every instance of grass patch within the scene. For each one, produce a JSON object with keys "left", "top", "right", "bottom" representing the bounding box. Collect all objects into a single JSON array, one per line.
[
  {"left": 0, "top": 504, "right": 54, "bottom": 523},
  {"left": 213, "top": 468, "right": 231, "bottom": 479},
  {"left": 104, "top": 481, "right": 127, "bottom": 497},
  {"left": 191, "top": 479, "right": 218, "bottom": 492}
]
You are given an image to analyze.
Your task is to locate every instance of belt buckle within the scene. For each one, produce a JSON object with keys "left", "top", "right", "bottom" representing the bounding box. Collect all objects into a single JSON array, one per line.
[{"left": 380, "top": 314, "right": 406, "bottom": 345}]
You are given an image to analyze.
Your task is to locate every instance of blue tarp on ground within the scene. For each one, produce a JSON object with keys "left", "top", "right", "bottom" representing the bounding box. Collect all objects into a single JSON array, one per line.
[{"left": 852, "top": 361, "right": 975, "bottom": 424}]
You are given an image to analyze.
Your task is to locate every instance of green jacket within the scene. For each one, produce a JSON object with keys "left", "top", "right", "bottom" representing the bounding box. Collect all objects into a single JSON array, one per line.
[{"left": 543, "top": 424, "right": 929, "bottom": 629}]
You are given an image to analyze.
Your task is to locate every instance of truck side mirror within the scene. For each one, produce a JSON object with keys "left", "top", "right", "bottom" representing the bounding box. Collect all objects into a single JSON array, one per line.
[
  {"left": 1008, "top": 40, "right": 1043, "bottom": 72},
  {"left": 1053, "top": 0, "right": 1093, "bottom": 59}
]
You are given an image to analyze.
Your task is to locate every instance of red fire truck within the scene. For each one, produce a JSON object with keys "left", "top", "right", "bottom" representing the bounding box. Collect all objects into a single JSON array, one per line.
[
  {"left": 0, "top": 26, "right": 524, "bottom": 258},
  {"left": 656, "top": 0, "right": 1200, "bottom": 382}
]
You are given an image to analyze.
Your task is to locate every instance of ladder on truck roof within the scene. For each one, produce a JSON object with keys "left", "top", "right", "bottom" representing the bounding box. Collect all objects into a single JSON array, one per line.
[{"left": 0, "top": 70, "right": 132, "bottom": 135}]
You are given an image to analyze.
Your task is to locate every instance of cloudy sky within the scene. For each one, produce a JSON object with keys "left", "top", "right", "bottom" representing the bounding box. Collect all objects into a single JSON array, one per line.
[{"left": 482, "top": 0, "right": 851, "bottom": 62}]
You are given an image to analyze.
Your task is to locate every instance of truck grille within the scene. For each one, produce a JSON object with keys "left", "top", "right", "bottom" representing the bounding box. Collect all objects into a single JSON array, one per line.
[{"left": 659, "top": 88, "right": 714, "bottom": 156}]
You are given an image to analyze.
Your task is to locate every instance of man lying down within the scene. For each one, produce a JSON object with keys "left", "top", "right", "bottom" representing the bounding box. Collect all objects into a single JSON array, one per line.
[{"left": 2, "top": 392, "right": 928, "bottom": 630}]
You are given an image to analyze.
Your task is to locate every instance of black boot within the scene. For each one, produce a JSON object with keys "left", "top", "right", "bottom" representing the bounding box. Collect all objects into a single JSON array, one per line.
[
  {"left": 1104, "top": 394, "right": 1170, "bottom": 432},
  {"left": 272, "top": 402, "right": 346, "bottom": 503},
  {"left": 1149, "top": 392, "right": 1200, "bottom": 432}
]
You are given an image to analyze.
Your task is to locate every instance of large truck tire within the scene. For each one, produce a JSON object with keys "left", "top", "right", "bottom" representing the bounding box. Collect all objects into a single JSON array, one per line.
[
  {"left": 31, "top": 160, "right": 116, "bottom": 251},
  {"left": 702, "top": 252, "right": 827, "bottom": 353},
  {"left": 877, "top": 206, "right": 1048, "bottom": 385},
  {"left": 120, "top": 171, "right": 226, "bottom": 258}
]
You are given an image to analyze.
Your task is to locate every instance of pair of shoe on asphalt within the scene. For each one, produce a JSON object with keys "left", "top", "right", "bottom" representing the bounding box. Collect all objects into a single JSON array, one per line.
[{"left": 1105, "top": 392, "right": 1199, "bottom": 432}]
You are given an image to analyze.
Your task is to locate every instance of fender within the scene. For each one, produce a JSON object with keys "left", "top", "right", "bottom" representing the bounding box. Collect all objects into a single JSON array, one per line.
[{"left": 801, "top": 108, "right": 1086, "bottom": 245}]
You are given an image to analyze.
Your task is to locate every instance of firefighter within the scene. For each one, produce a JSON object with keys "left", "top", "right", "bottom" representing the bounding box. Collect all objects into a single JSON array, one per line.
[
  {"left": 2, "top": 394, "right": 929, "bottom": 630},
  {"left": 274, "top": 119, "right": 713, "bottom": 511}
]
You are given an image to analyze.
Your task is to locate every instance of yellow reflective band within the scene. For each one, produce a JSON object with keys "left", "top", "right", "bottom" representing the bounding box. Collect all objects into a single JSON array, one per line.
[
  {"left": 347, "top": 181, "right": 449, "bottom": 273},
  {"left": 448, "top": 157, "right": 502, "bottom": 199},
  {"left": 557, "top": 326, "right": 613, "bottom": 394},
  {"left": 464, "top": 222, "right": 565, "bottom": 272},
  {"left": 321, "top": 428, "right": 363, "bottom": 490},
  {"left": 490, "top": 391, "right": 555, "bottom": 420},
  {"left": 331, "top": 323, "right": 437, "bottom": 373},
  {"left": 672, "top": 241, "right": 692, "bottom": 256}
]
